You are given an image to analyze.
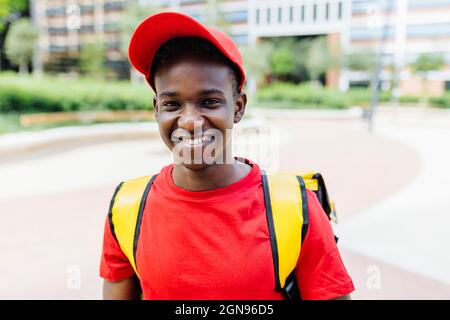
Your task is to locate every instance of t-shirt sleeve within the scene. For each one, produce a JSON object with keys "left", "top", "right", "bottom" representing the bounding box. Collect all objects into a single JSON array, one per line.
[
  {"left": 99, "top": 215, "right": 136, "bottom": 282},
  {"left": 295, "top": 190, "right": 355, "bottom": 300}
]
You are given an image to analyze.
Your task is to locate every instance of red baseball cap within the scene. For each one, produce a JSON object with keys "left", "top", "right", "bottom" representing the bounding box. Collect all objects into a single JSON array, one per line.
[{"left": 128, "top": 11, "right": 246, "bottom": 93}]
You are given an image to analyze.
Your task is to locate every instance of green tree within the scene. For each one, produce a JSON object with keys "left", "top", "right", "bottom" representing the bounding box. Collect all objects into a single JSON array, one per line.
[
  {"left": 270, "top": 46, "right": 296, "bottom": 78},
  {"left": 79, "top": 41, "right": 106, "bottom": 78},
  {"left": 118, "top": 0, "right": 163, "bottom": 80},
  {"left": 264, "top": 37, "right": 308, "bottom": 83},
  {"left": 0, "top": 0, "right": 27, "bottom": 31},
  {"left": 305, "top": 36, "right": 336, "bottom": 84},
  {"left": 241, "top": 41, "right": 274, "bottom": 94},
  {"left": 204, "top": 0, "right": 230, "bottom": 32},
  {"left": 410, "top": 53, "right": 444, "bottom": 105},
  {"left": 411, "top": 53, "right": 444, "bottom": 80},
  {"left": 4, "top": 18, "right": 38, "bottom": 74},
  {"left": 344, "top": 50, "right": 376, "bottom": 73}
]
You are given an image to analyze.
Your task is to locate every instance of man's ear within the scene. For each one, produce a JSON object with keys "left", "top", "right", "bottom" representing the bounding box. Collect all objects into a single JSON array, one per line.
[
  {"left": 234, "top": 92, "right": 247, "bottom": 124},
  {"left": 153, "top": 96, "right": 159, "bottom": 119}
]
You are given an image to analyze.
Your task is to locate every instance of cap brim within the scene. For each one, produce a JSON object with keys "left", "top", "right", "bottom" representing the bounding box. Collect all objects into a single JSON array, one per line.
[{"left": 128, "top": 12, "right": 240, "bottom": 91}]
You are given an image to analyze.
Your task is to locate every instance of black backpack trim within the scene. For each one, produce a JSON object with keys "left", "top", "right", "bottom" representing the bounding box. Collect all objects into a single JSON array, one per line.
[
  {"left": 132, "top": 174, "right": 158, "bottom": 273},
  {"left": 261, "top": 170, "right": 282, "bottom": 292},
  {"left": 108, "top": 181, "right": 124, "bottom": 242}
]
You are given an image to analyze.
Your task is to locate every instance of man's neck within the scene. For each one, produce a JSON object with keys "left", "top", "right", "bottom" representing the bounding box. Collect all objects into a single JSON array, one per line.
[{"left": 172, "top": 158, "right": 252, "bottom": 192}]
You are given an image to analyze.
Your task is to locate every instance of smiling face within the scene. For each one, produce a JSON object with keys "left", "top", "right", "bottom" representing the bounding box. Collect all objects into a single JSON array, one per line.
[{"left": 153, "top": 52, "right": 247, "bottom": 171}]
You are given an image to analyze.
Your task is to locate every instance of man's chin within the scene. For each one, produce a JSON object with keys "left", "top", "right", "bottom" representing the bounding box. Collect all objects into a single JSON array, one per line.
[
  {"left": 180, "top": 162, "right": 211, "bottom": 171},
  {"left": 174, "top": 152, "right": 231, "bottom": 170}
]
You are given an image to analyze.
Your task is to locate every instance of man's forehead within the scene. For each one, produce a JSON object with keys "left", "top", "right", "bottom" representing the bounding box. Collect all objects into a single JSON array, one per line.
[
  {"left": 154, "top": 60, "right": 232, "bottom": 96},
  {"left": 156, "top": 55, "right": 229, "bottom": 75}
]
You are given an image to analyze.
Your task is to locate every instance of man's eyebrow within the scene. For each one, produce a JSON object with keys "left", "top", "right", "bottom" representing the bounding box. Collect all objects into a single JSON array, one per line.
[
  {"left": 199, "top": 89, "right": 225, "bottom": 96},
  {"left": 158, "top": 91, "right": 179, "bottom": 98},
  {"left": 159, "top": 89, "right": 225, "bottom": 98}
]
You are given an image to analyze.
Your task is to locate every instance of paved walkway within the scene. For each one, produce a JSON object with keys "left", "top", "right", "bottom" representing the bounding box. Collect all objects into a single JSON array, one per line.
[
  {"left": 1, "top": 107, "right": 449, "bottom": 299},
  {"left": 335, "top": 108, "right": 450, "bottom": 299}
]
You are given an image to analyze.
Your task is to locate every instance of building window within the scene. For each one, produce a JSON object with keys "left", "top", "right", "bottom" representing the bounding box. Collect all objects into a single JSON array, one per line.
[
  {"left": 350, "top": 27, "right": 395, "bottom": 40},
  {"left": 49, "top": 45, "right": 69, "bottom": 53},
  {"left": 180, "top": 0, "right": 206, "bottom": 4},
  {"left": 80, "top": 5, "right": 94, "bottom": 13},
  {"left": 107, "top": 42, "right": 121, "bottom": 50},
  {"left": 104, "top": 23, "right": 119, "bottom": 32},
  {"left": 48, "top": 27, "right": 68, "bottom": 35},
  {"left": 445, "top": 81, "right": 450, "bottom": 91},
  {"left": 409, "top": 0, "right": 450, "bottom": 9},
  {"left": 407, "top": 23, "right": 450, "bottom": 38},
  {"left": 79, "top": 25, "right": 95, "bottom": 33},
  {"left": 223, "top": 10, "right": 248, "bottom": 23},
  {"left": 186, "top": 12, "right": 204, "bottom": 23},
  {"left": 231, "top": 34, "right": 248, "bottom": 45},
  {"left": 104, "top": 1, "right": 126, "bottom": 11},
  {"left": 45, "top": 7, "right": 66, "bottom": 17},
  {"left": 352, "top": 0, "right": 395, "bottom": 14}
]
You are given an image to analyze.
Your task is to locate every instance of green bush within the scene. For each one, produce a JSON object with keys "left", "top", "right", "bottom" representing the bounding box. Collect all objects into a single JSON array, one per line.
[
  {"left": 256, "top": 82, "right": 348, "bottom": 109},
  {"left": 256, "top": 83, "right": 395, "bottom": 109},
  {"left": 430, "top": 94, "right": 450, "bottom": 108},
  {"left": 399, "top": 95, "right": 421, "bottom": 104},
  {"left": 346, "top": 88, "right": 392, "bottom": 106},
  {"left": 0, "top": 73, "right": 154, "bottom": 113}
]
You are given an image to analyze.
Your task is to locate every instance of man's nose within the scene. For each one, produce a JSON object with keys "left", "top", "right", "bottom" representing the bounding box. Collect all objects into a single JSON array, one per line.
[{"left": 177, "top": 104, "right": 205, "bottom": 133}]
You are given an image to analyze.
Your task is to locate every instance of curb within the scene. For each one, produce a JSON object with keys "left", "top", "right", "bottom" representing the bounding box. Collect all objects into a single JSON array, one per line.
[
  {"left": 0, "top": 118, "right": 267, "bottom": 162},
  {"left": 248, "top": 106, "right": 364, "bottom": 120},
  {"left": 0, "top": 107, "right": 364, "bottom": 162},
  {"left": 0, "top": 122, "right": 160, "bottom": 162}
]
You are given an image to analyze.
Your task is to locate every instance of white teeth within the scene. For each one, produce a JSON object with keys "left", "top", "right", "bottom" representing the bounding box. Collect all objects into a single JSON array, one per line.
[{"left": 181, "top": 135, "right": 211, "bottom": 146}]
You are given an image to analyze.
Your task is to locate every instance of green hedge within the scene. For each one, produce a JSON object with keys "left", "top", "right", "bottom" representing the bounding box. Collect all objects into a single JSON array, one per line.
[
  {"left": 430, "top": 94, "right": 450, "bottom": 108},
  {"left": 256, "top": 83, "right": 349, "bottom": 109},
  {"left": 256, "top": 83, "right": 393, "bottom": 109},
  {"left": 0, "top": 73, "right": 154, "bottom": 113},
  {"left": 399, "top": 95, "right": 421, "bottom": 104},
  {"left": 346, "top": 88, "right": 392, "bottom": 106}
]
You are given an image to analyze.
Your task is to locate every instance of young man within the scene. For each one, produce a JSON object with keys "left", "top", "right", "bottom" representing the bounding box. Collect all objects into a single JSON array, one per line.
[{"left": 100, "top": 11, "right": 354, "bottom": 300}]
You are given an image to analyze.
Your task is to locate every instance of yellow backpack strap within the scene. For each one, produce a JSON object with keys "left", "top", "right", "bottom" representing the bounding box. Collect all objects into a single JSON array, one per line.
[
  {"left": 108, "top": 174, "right": 158, "bottom": 277},
  {"left": 261, "top": 171, "right": 309, "bottom": 300}
]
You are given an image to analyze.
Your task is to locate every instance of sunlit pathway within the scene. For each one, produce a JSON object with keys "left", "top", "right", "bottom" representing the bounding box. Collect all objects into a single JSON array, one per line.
[
  {"left": 335, "top": 113, "right": 450, "bottom": 298},
  {"left": 1, "top": 109, "right": 446, "bottom": 299}
]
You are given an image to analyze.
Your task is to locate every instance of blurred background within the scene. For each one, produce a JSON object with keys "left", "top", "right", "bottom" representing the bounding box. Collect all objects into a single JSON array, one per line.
[{"left": 0, "top": 0, "right": 449, "bottom": 299}]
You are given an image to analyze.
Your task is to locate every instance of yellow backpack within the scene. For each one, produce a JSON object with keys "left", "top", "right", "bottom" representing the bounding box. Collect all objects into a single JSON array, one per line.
[{"left": 108, "top": 171, "right": 336, "bottom": 300}]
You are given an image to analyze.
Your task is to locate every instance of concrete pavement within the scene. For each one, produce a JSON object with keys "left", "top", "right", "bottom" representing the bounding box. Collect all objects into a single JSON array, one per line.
[
  {"left": 335, "top": 108, "right": 450, "bottom": 298},
  {"left": 1, "top": 107, "right": 449, "bottom": 299}
]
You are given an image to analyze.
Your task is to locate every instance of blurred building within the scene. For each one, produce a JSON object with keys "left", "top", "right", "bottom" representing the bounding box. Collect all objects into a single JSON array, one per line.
[
  {"left": 32, "top": 0, "right": 127, "bottom": 76},
  {"left": 32, "top": 0, "right": 450, "bottom": 94},
  {"left": 349, "top": 0, "right": 450, "bottom": 96}
]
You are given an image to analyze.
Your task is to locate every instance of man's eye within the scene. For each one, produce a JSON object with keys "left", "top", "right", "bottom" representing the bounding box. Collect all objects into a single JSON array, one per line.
[
  {"left": 202, "top": 99, "right": 221, "bottom": 107},
  {"left": 162, "top": 102, "right": 180, "bottom": 109}
]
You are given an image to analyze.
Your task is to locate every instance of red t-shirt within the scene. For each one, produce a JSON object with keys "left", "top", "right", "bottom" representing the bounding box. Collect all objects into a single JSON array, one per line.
[{"left": 100, "top": 159, "right": 354, "bottom": 300}]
